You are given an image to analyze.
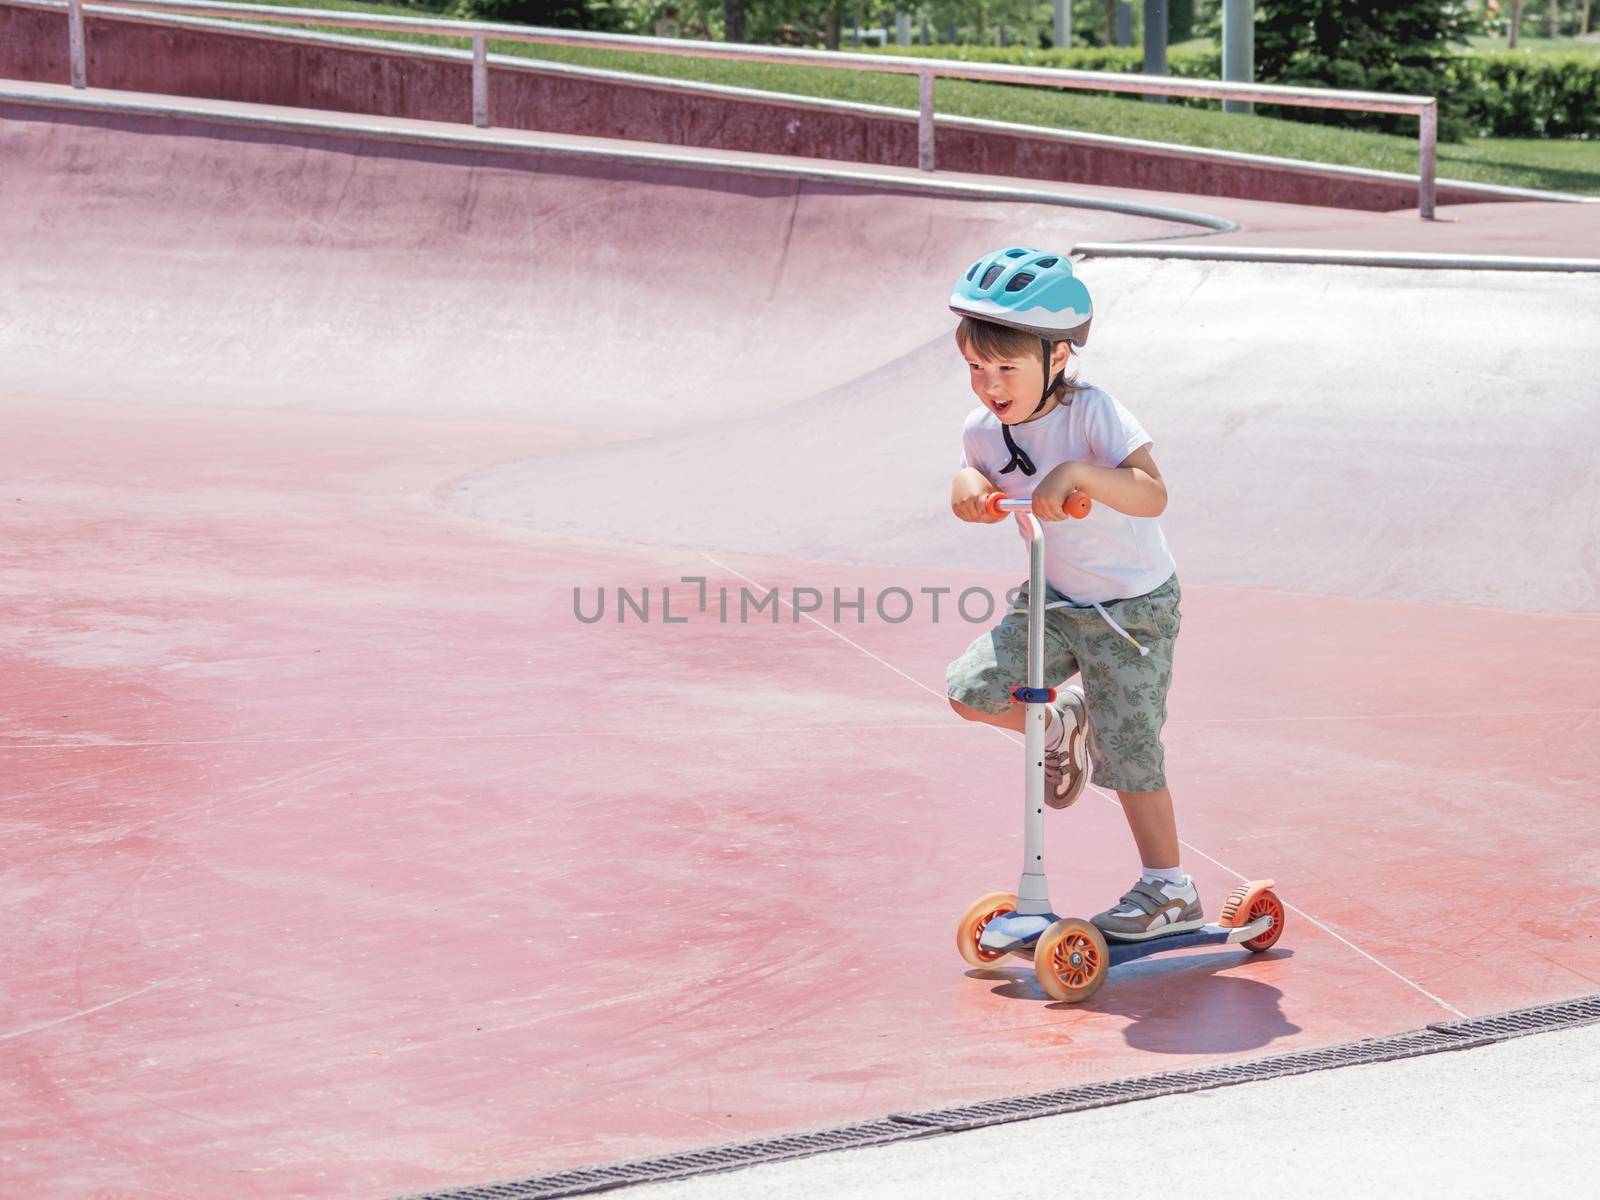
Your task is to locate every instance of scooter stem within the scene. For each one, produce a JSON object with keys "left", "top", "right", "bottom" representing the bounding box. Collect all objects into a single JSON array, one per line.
[
  {"left": 1016, "top": 509, "right": 1052, "bottom": 914},
  {"left": 983, "top": 495, "right": 1060, "bottom": 915}
]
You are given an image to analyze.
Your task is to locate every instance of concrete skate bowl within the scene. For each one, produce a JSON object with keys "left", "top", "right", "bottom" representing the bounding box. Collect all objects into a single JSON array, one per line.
[{"left": 4, "top": 89, "right": 1599, "bottom": 1200}]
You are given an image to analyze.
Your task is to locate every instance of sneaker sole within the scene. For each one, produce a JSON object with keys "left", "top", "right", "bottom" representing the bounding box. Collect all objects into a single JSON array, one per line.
[
  {"left": 1045, "top": 691, "right": 1089, "bottom": 810},
  {"left": 1095, "top": 915, "right": 1207, "bottom": 943}
]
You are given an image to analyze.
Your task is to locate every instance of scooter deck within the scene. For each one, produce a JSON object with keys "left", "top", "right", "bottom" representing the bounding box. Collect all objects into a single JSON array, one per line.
[
  {"left": 999, "top": 913, "right": 1275, "bottom": 963},
  {"left": 1103, "top": 915, "right": 1274, "bottom": 967}
]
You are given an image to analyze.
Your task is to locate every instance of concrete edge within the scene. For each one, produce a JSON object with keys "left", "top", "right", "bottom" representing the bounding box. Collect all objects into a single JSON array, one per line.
[
  {"left": 4, "top": 0, "right": 1591, "bottom": 207},
  {"left": 1071, "top": 241, "right": 1600, "bottom": 272},
  {"left": 0, "top": 80, "right": 1239, "bottom": 233}
]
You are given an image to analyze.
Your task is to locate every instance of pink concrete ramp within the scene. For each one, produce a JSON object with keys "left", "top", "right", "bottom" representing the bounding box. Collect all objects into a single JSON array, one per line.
[
  {"left": 2, "top": 95, "right": 1597, "bottom": 1200},
  {"left": 0, "top": 97, "right": 1201, "bottom": 432}
]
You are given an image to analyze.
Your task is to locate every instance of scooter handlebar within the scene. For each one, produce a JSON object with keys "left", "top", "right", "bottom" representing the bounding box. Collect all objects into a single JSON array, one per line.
[{"left": 983, "top": 491, "right": 1092, "bottom": 521}]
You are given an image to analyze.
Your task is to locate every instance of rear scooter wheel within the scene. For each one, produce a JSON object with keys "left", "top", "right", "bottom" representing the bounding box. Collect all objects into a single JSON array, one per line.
[
  {"left": 956, "top": 892, "right": 1018, "bottom": 968},
  {"left": 1242, "top": 889, "right": 1286, "bottom": 952},
  {"left": 1034, "top": 918, "right": 1110, "bottom": 1003}
]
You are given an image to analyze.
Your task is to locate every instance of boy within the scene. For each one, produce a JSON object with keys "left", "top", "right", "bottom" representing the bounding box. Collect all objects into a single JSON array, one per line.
[{"left": 944, "top": 247, "right": 1199, "bottom": 945}]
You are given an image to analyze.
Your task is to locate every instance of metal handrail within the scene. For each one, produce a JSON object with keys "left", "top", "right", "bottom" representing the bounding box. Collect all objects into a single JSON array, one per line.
[{"left": 36, "top": 0, "right": 1440, "bottom": 217}]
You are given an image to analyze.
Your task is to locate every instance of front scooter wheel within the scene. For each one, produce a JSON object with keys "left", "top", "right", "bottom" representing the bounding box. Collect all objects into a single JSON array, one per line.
[
  {"left": 1242, "top": 889, "right": 1286, "bottom": 952},
  {"left": 1034, "top": 917, "right": 1110, "bottom": 1003},
  {"left": 956, "top": 892, "right": 1018, "bottom": 968}
]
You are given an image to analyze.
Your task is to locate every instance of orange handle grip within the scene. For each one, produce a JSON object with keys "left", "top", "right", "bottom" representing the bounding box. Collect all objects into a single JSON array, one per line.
[{"left": 983, "top": 491, "right": 1092, "bottom": 520}]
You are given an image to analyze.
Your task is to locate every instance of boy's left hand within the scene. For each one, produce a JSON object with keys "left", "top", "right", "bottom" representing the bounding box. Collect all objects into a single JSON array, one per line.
[{"left": 1031, "top": 462, "right": 1087, "bottom": 522}]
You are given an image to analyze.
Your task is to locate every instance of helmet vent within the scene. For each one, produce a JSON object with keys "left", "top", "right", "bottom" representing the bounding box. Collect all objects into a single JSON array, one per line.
[
  {"left": 1005, "top": 249, "right": 1028, "bottom": 258},
  {"left": 1036, "top": 257, "right": 1059, "bottom": 268},
  {"left": 966, "top": 262, "right": 981, "bottom": 281},
  {"left": 979, "top": 264, "right": 1004, "bottom": 289},
  {"left": 1004, "top": 272, "right": 1036, "bottom": 293}
]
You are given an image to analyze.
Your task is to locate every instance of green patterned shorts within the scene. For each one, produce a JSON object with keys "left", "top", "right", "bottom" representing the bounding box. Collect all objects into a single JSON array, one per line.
[{"left": 945, "top": 573, "right": 1181, "bottom": 793}]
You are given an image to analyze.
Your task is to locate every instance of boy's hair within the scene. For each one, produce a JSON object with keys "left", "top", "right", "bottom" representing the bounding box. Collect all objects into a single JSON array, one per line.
[{"left": 954, "top": 316, "right": 1089, "bottom": 405}]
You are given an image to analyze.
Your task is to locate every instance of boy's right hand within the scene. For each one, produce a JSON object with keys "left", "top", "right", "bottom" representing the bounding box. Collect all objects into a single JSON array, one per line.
[{"left": 952, "top": 471, "right": 1007, "bottom": 523}]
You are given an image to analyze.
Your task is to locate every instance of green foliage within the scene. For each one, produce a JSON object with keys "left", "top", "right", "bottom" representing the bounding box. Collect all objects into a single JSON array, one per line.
[
  {"left": 1170, "top": 0, "right": 1196, "bottom": 43},
  {"left": 1253, "top": 1, "right": 1600, "bottom": 141},
  {"left": 1453, "top": 51, "right": 1600, "bottom": 138},
  {"left": 1251, "top": 0, "right": 1480, "bottom": 141},
  {"left": 741, "top": 1, "right": 839, "bottom": 46},
  {"left": 451, "top": 0, "right": 628, "bottom": 31}
]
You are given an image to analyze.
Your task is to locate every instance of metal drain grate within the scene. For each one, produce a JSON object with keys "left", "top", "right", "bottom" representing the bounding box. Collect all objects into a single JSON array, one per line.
[
  {"left": 1428, "top": 992, "right": 1600, "bottom": 1042},
  {"left": 895, "top": 1027, "right": 1489, "bottom": 1131},
  {"left": 400, "top": 1120, "right": 928, "bottom": 1200},
  {"left": 397, "top": 992, "right": 1600, "bottom": 1200}
]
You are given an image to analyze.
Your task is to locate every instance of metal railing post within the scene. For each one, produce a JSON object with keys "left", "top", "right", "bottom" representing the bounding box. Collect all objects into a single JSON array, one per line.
[
  {"left": 1419, "top": 101, "right": 1437, "bottom": 220},
  {"left": 67, "top": 0, "right": 87, "bottom": 88},
  {"left": 917, "top": 69, "right": 934, "bottom": 171},
  {"left": 471, "top": 31, "right": 488, "bottom": 127},
  {"left": 1222, "top": 0, "right": 1254, "bottom": 115},
  {"left": 1143, "top": 0, "right": 1167, "bottom": 104}
]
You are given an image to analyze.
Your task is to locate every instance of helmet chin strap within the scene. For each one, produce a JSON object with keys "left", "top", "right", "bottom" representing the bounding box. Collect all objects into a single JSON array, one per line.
[
  {"left": 1029, "top": 335, "right": 1065, "bottom": 417},
  {"left": 998, "top": 338, "right": 1065, "bottom": 477}
]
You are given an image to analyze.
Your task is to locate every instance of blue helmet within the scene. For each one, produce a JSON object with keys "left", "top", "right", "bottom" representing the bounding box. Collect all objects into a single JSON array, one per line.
[{"left": 949, "top": 247, "right": 1093, "bottom": 347}]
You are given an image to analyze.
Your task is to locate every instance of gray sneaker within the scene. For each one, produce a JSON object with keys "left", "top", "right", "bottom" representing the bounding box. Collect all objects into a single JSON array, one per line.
[
  {"left": 1043, "top": 685, "right": 1090, "bottom": 809},
  {"left": 1091, "top": 876, "right": 1205, "bottom": 942}
]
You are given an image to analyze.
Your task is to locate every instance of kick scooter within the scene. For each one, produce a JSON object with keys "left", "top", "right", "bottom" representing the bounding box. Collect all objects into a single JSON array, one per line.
[{"left": 955, "top": 492, "right": 1284, "bottom": 1003}]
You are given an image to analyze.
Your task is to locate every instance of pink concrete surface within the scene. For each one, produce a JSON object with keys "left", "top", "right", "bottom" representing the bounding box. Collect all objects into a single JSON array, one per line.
[
  {"left": 2, "top": 93, "right": 1598, "bottom": 1200},
  {"left": 0, "top": 1, "right": 1513, "bottom": 212}
]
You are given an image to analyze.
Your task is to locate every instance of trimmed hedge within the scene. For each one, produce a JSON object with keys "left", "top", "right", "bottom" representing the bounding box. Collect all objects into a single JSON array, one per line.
[
  {"left": 1454, "top": 52, "right": 1600, "bottom": 138},
  {"left": 862, "top": 43, "right": 1600, "bottom": 140}
]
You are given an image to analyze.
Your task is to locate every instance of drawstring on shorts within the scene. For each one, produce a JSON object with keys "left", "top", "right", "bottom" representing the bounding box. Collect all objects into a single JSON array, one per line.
[
  {"left": 1015, "top": 595, "right": 1153, "bottom": 658},
  {"left": 1078, "top": 600, "right": 1152, "bottom": 658}
]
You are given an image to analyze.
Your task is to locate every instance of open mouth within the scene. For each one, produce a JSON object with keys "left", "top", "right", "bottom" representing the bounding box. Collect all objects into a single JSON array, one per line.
[{"left": 991, "top": 399, "right": 1013, "bottom": 416}]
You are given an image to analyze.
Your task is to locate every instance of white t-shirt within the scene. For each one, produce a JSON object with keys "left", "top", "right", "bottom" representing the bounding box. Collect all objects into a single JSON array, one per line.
[{"left": 958, "top": 382, "right": 1177, "bottom": 605}]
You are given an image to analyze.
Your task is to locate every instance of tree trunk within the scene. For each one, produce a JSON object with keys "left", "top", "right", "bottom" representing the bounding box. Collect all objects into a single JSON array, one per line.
[
  {"left": 1507, "top": 0, "right": 1522, "bottom": 47},
  {"left": 1584, "top": 0, "right": 1593, "bottom": 37},
  {"left": 1544, "top": 0, "right": 1558, "bottom": 37},
  {"left": 1106, "top": 0, "right": 1117, "bottom": 45},
  {"left": 723, "top": 0, "right": 745, "bottom": 44},
  {"left": 826, "top": 0, "right": 842, "bottom": 50}
]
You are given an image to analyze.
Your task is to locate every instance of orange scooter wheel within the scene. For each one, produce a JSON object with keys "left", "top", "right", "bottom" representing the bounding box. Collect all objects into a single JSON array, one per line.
[
  {"left": 1034, "top": 917, "right": 1110, "bottom": 1003},
  {"left": 1242, "top": 889, "right": 1286, "bottom": 952},
  {"left": 956, "top": 892, "right": 1018, "bottom": 968}
]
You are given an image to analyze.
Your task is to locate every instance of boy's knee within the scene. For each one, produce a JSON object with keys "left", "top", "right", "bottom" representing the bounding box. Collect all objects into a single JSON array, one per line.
[
  {"left": 948, "top": 692, "right": 1009, "bottom": 720},
  {"left": 946, "top": 646, "right": 1014, "bottom": 718}
]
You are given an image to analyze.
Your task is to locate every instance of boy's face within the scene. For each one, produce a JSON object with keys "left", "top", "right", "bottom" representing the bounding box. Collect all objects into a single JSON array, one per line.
[{"left": 962, "top": 339, "right": 1071, "bottom": 424}]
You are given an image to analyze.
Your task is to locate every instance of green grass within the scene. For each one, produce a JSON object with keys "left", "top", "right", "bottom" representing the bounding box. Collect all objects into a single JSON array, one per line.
[{"left": 217, "top": 1, "right": 1600, "bottom": 195}]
